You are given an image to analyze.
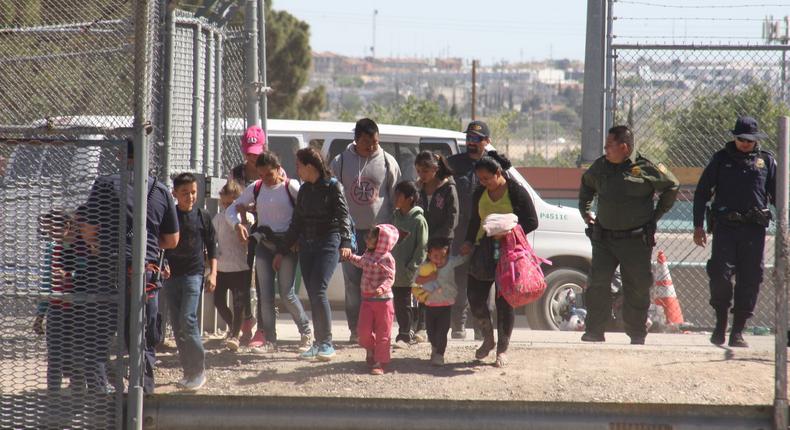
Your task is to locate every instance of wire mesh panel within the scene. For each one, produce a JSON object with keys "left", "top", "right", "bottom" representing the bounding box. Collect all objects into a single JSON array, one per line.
[
  {"left": 221, "top": 30, "right": 246, "bottom": 174},
  {"left": 613, "top": 45, "right": 790, "bottom": 329},
  {"left": 168, "top": 11, "right": 223, "bottom": 178},
  {"left": 0, "top": 138, "right": 127, "bottom": 429}
]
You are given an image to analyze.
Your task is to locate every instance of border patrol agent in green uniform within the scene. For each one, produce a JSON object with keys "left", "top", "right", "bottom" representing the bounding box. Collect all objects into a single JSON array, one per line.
[{"left": 578, "top": 126, "right": 679, "bottom": 344}]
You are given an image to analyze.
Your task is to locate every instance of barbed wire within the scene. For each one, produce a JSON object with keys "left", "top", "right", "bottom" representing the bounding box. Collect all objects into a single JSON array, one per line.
[{"left": 617, "top": 0, "right": 790, "bottom": 8}]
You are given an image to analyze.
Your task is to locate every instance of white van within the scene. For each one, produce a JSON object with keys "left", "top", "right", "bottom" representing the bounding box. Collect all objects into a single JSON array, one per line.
[
  {"left": 239, "top": 119, "right": 594, "bottom": 331},
  {"left": 5, "top": 117, "right": 593, "bottom": 330}
]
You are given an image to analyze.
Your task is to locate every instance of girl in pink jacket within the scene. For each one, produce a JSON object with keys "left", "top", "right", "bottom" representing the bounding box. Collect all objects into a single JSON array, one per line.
[{"left": 347, "top": 224, "right": 399, "bottom": 375}]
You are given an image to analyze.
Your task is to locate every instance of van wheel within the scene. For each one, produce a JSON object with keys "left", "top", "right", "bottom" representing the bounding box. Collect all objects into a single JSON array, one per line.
[{"left": 525, "top": 268, "right": 588, "bottom": 331}]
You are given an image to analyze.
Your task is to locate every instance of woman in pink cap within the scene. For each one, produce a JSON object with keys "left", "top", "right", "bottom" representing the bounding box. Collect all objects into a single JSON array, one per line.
[{"left": 228, "top": 125, "right": 267, "bottom": 344}]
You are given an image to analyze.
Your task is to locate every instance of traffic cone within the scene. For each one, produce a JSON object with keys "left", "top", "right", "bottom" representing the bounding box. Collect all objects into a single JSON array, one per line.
[{"left": 652, "top": 250, "right": 684, "bottom": 326}]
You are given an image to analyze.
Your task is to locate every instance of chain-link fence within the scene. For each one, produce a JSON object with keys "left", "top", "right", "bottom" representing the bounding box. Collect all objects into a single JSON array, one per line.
[
  {"left": 612, "top": 45, "right": 790, "bottom": 329},
  {"left": 0, "top": 0, "right": 166, "bottom": 428},
  {"left": 0, "top": 138, "right": 128, "bottom": 429},
  {"left": 220, "top": 29, "right": 247, "bottom": 173}
]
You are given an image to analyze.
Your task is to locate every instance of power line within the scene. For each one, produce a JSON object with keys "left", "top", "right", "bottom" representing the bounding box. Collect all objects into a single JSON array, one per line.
[
  {"left": 616, "top": 0, "right": 790, "bottom": 8},
  {"left": 615, "top": 35, "right": 765, "bottom": 39},
  {"left": 615, "top": 17, "right": 764, "bottom": 22}
]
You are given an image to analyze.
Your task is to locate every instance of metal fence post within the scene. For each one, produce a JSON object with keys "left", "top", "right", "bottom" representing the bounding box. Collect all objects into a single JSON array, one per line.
[
  {"left": 162, "top": 7, "right": 176, "bottom": 183},
  {"left": 257, "top": 0, "right": 268, "bottom": 140},
  {"left": 244, "top": 0, "right": 260, "bottom": 127},
  {"left": 191, "top": 23, "right": 204, "bottom": 171},
  {"left": 580, "top": 0, "right": 607, "bottom": 164},
  {"left": 774, "top": 116, "right": 789, "bottom": 430},
  {"left": 214, "top": 31, "right": 223, "bottom": 176},
  {"left": 203, "top": 28, "right": 214, "bottom": 175},
  {"left": 604, "top": 0, "right": 614, "bottom": 129},
  {"left": 129, "top": 0, "right": 154, "bottom": 429}
]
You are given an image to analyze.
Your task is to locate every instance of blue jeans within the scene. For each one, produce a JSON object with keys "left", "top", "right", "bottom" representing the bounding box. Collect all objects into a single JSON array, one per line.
[
  {"left": 299, "top": 232, "right": 340, "bottom": 345},
  {"left": 341, "top": 229, "right": 368, "bottom": 335},
  {"left": 256, "top": 242, "right": 311, "bottom": 342},
  {"left": 165, "top": 274, "right": 205, "bottom": 378}
]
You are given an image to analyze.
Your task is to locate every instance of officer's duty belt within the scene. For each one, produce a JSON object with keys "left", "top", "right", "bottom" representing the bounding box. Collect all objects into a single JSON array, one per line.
[{"left": 600, "top": 226, "right": 644, "bottom": 240}]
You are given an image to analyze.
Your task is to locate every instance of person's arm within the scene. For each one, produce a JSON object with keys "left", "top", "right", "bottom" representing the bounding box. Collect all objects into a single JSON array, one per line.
[
  {"left": 407, "top": 218, "right": 429, "bottom": 274},
  {"left": 331, "top": 181, "right": 354, "bottom": 251},
  {"left": 158, "top": 188, "right": 180, "bottom": 249},
  {"left": 227, "top": 183, "right": 256, "bottom": 241},
  {"left": 578, "top": 167, "right": 597, "bottom": 224},
  {"left": 277, "top": 188, "right": 304, "bottom": 255},
  {"left": 415, "top": 272, "right": 438, "bottom": 285},
  {"left": 766, "top": 154, "right": 777, "bottom": 207},
  {"left": 692, "top": 155, "right": 719, "bottom": 247},
  {"left": 386, "top": 154, "right": 401, "bottom": 214},
  {"left": 649, "top": 163, "right": 680, "bottom": 223},
  {"left": 512, "top": 181, "right": 539, "bottom": 234},
  {"left": 433, "top": 184, "right": 459, "bottom": 240},
  {"left": 347, "top": 253, "right": 365, "bottom": 268},
  {"left": 464, "top": 187, "right": 483, "bottom": 245},
  {"left": 693, "top": 157, "right": 717, "bottom": 229}
]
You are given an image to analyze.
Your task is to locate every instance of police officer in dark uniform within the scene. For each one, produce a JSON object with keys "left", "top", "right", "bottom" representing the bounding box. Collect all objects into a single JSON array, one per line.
[
  {"left": 77, "top": 140, "right": 179, "bottom": 393},
  {"left": 693, "top": 116, "right": 776, "bottom": 348},
  {"left": 579, "top": 125, "right": 679, "bottom": 344}
]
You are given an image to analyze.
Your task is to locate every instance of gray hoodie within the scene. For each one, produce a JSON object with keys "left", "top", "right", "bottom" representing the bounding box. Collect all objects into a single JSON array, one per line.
[{"left": 330, "top": 143, "right": 401, "bottom": 230}]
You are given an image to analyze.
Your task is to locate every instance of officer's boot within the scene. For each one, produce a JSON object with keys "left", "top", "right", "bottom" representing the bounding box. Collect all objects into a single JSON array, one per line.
[
  {"left": 474, "top": 318, "right": 496, "bottom": 360},
  {"left": 729, "top": 312, "right": 749, "bottom": 348},
  {"left": 710, "top": 308, "right": 728, "bottom": 346}
]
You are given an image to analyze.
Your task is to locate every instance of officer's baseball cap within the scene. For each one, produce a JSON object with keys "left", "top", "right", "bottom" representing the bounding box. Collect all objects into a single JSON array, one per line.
[
  {"left": 464, "top": 120, "right": 490, "bottom": 138},
  {"left": 731, "top": 116, "right": 768, "bottom": 141}
]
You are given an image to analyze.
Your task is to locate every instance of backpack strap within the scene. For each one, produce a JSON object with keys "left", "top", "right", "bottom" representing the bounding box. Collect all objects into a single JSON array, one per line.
[
  {"left": 253, "top": 179, "right": 264, "bottom": 203},
  {"left": 197, "top": 208, "right": 212, "bottom": 247},
  {"left": 284, "top": 178, "right": 297, "bottom": 208}
]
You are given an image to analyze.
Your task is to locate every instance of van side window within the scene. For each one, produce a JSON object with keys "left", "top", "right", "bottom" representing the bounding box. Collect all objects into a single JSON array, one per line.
[
  {"left": 328, "top": 138, "right": 353, "bottom": 162},
  {"left": 419, "top": 140, "right": 454, "bottom": 158},
  {"left": 268, "top": 136, "right": 299, "bottom": 178}
]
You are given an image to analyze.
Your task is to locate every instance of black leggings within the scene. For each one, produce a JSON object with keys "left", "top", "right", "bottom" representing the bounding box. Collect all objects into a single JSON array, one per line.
[
  {"left": 467, "top": 276, "right": 514, "bottom": 354},
  {"left": 392, "top": 287, "right": 413, "bottom": 343},
  {"left": 426, "top": 305, "right": 452, "bottom": 355},
  {"left": 214, "top": 270, "right": 252, "bottom": 338}
]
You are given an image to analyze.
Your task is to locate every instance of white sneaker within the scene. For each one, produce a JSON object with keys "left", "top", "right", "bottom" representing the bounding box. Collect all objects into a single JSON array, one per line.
[
  {"left": 430, "top": 352, "right": 445, "bottom": 367},
  {"left": 393, "top": 340, "right": 410, "bottom": 350},
  {"left": 299, "top": 333, "right": 313, "bottom": 352},
  {"left": 180, "top": 372, "right": 206, "bottom": 391},
  {"left": 414, "top": 330, "right": 427, "bottom": 343}
]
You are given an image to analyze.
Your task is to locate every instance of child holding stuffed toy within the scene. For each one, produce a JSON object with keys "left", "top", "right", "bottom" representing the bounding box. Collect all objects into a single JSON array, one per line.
[{"left": 414, "top": 238, "right": 468, "bottom": 366}]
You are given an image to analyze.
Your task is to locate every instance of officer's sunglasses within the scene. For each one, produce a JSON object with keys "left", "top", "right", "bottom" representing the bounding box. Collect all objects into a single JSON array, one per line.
[
  {"left": 466, "top": 134, "right": 485, "bottom": 143},
  {"left": 736, "top": 137, "right": 755, "bottom": 144}
]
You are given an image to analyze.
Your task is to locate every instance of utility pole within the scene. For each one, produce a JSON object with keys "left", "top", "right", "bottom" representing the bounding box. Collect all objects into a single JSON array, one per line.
[
  {"left": 580, "top": 0, "right": 608, "bottom": 165},
  {"left": 371, "top": 9, "right": 378, "bottom": 58},
  {"left": 471, "top": 59, "right": 478, "bottom": 120}
]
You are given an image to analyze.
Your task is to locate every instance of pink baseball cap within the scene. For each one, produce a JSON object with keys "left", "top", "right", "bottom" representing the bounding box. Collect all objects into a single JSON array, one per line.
[{"left": 241, "top": 125, "right": 266, "bottom": 155}]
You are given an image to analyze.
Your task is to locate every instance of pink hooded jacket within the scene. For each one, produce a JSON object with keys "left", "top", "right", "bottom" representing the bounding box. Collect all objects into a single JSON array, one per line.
[{"left": 348, "top": 224, "right": 399, "bottom": 299}]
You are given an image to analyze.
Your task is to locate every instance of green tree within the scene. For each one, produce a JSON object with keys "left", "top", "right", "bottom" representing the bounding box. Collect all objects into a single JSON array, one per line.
[
  {"left": 183, "top": 0, "right": 325, "bottom": 119},
  {"left": 664, "top": 84, "right": 790, "bottom": 165},
  {"left": 366, "top": 96, "right": 458, "bottom": 130}
]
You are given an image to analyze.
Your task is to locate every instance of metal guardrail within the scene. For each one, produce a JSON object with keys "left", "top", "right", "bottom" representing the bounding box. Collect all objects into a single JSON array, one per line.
[{"left": 143, "top": 395, "right": 774, "bottom": 430}]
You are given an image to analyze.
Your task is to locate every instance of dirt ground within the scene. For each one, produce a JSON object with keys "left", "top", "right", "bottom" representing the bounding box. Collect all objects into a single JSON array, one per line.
[{"left": 153, "top": 320, "right": 780, "bottom": 405}]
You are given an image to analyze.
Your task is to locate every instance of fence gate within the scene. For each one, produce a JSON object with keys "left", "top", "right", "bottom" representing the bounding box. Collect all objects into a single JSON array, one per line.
[
  {"left": 0, "top": 138, "right": 129, "bottom": 429},
  {"left": 612, "top": 43, "right": 790, "bottom": 329}
]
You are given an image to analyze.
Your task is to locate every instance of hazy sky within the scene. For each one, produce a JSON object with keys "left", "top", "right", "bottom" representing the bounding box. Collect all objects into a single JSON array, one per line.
[{"left": 275, "top": 0, "right": 790, "bottom": 63}]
